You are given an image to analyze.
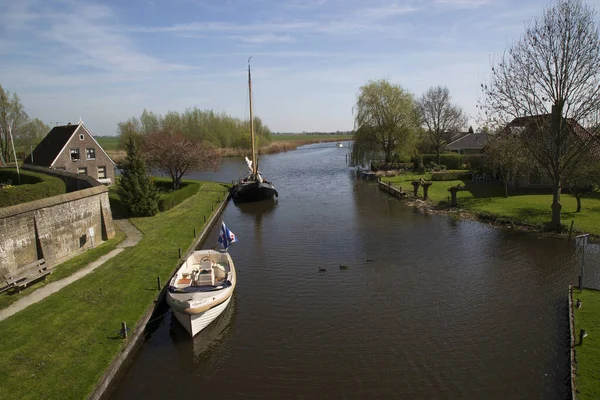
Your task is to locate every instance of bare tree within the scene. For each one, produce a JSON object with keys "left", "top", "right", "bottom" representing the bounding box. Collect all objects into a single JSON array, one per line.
[
  {"left": 353, "top": 79, "right": 418, "bottom": 167},
  {"left": 480, "top": 0, "right": 600, "bottom": 230},
  {"left": 0, "top": 85, "right": 30, "bottom": 163},
  {"left": 563, "top": 150, "right": 600, "bottom": 212},
  {"left": 417, "top": 86, "right": 467, "bottom": 164},
  {"left": 143, "top": 131, "right": 221, "bottom": 190}
]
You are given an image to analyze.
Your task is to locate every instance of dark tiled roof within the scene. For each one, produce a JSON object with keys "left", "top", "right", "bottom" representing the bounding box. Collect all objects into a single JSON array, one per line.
[
  {"left": 24, "top": 124, "right": 78, "bottom": 166},
  {"left": 447, "top": 133, "right": 489, "bottom": 150},
  {"left": 505, "top": 114, "right": 593, "bottom": 140}
]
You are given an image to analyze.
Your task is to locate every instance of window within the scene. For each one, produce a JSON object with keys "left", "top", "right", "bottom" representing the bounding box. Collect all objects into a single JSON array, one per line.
[
  {"left": 70, "top": 148, "right": 80, "bottom": 161},
  {"left": 79, "top": 134, "right": 84, "bottom": 140},
  {"left": 97, "top": 166, "right": 106, "bottom": 179},
  {"left": 77, "top": 167, "right": 87, "bottom": 175},
  {"left": 86, "top": 148, "right": 96, "bottom": 160}
]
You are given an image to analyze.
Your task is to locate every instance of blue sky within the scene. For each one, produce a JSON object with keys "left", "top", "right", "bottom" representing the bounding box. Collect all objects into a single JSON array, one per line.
[{"left": 2, "top": 0, "right": 596, "bottom": 136}]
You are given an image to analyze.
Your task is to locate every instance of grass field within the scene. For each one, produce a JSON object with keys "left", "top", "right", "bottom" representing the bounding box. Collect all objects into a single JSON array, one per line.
[
  {"left": 95, "top": 136, "right": 120, "bottom": 152},
  {"left": 0, "top": 181, "right": 229, "bottom": 400},
  {"left": 573, "top": 289, "right": 600, "bottom": 400},
  {"left": 381, "top": 172, "right": 600, "bottom": 236}
]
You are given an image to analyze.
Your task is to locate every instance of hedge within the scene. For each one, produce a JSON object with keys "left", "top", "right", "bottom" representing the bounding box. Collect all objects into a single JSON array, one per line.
[
  {"left": 411, "top": 154, "right": 484, "bottom": 170},
  {"left": 157, "top": 180, "right": 200, "bottom": 212},
  {"left": 430, "top": 171, "right": 472, "bottom": 181},
  {"left": 0, "top": 169, "right": 67, "bottom": 207}
]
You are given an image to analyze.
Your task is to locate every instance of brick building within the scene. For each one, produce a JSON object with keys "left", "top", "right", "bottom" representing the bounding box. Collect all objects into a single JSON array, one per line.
[{"left": 24, "top": 121, "right": 116, "bottom": 185}]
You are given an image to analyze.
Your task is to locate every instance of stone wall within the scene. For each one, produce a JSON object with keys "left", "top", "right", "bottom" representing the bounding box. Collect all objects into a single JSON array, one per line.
[{"left": 0, "top": 185, "right": 115, "bottom": 277}]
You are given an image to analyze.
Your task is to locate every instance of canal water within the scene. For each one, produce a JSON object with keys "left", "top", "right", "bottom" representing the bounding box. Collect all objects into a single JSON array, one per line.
[{"left": 108, "top": 142, "right": 578, "bottom": 399}]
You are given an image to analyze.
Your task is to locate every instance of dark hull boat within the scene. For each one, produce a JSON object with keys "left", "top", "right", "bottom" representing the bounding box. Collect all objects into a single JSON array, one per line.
[
  {"left": 231, "top": 178, "right": 278, "bottom": 203},
  {"left": 232, "top": 58, "right": 277, "bottom": 204}
]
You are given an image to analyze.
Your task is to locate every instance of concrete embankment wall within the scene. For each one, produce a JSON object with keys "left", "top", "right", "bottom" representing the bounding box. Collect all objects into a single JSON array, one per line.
[{"left": 0, "top": 166, "right": 114, "bottom": 276}]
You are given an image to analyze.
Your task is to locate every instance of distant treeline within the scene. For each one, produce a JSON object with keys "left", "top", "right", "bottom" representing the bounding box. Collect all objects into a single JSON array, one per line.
[
  {"left": 274, "top": 130, "right": 354, "bottom": 135},
  {"left": 117, "top": 108, "right": 272, "bottom": 150}
]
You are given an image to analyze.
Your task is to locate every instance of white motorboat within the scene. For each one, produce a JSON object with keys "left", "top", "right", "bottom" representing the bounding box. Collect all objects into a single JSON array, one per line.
[
  {"left": 166, "top": 249, "right": 236, "bottom": 337},
  {"left": 336, "top": 142, "right": 343, "bottom": 148}
]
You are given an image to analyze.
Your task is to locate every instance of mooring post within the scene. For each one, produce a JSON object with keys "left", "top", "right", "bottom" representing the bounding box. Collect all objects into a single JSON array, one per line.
[
  {"left": 204, "top": 215, "right": 206, "bottom": 223},
  {"left": 121, "top": 322, "right": 128, "bottom": 339},
  {"left": 212, "top": 205, "right": 214, "bottom": 211},
  {"left": 580, "top": 328, "right": 587, "bottom": 345},
  {"left": 157, "top": 276, "right": 161, "bottom": 290},
  {"left": 568, "top": 220, "right": 574, "bottom": 241},
  {"left": 579, "top": 276, "right": 583, "bottom": 292},
  {"left": 193, "top": 228, "right": 196, "bottom": 238},
  {"left": 178, "top": 248, "right": 181, "bottom": 258}
]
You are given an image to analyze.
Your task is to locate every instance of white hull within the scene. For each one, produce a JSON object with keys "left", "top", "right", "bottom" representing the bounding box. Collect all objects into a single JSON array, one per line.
[
  {"left": 172, "top": 295, "right": 233, "bottom": 337},
  {"left": 166, "top": 249, "right": 236, "bottom": 337}
]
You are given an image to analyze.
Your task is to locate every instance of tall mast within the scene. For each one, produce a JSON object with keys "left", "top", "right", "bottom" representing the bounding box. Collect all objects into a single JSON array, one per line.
[{"left": 248, "top": 57, "right": 257, "bottom": 176}]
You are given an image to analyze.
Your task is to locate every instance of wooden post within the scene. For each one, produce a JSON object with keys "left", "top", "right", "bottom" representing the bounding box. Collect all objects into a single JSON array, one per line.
[
  {"left": 157, "top": 276, "right": 161, "bottom": 290},
  {"left": 193, "top": 228, "right": 196, "bottom": 238},
  {"left": 204, "top": 215, "right": 206, "bottom": 223},
  {"left": 568, "top": 220, "right": 574, "bottom": 241},
  {"left": 178, "top": 248, "right": 181, "bottom": 258},
  {"left": 121, "top": 322, "right": 128, "bottom": 339},
  {"left": 212, "top": 205, "right": 214, "bottom": 211}
]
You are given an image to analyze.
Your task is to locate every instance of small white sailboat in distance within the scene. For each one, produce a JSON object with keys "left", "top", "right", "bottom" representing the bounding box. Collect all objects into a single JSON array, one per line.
[{"left": 166, "top": 222, "right": 238, "bottom": 337}]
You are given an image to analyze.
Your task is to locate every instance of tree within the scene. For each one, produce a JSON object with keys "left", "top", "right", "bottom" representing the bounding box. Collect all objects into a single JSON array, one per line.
[
  {"left": 117, "top": 137, "right": 159, "bottom": 217},
  {"left": 352, "top": 79, "right": 418, "bottom": 167},
  {"left": 483, "top": 132, "right": 530, "bottom": 198},
  {"left": 480, "top": 0, "right": 600, "bottom": 230},
  {"left": 563, "top": 150, "right": 600, "bottom": 212},
  {"left": 0, "top": 85, "right": 30, "bottom": 163},
  {"left": 143, "top": 131, "right": 221, "bottom": 190},
  {"left": 417, "top": 86, "right": 467, "bottom": 164},
  {"left": 17, "top": 118, "right": 50, "bottom": 159}
]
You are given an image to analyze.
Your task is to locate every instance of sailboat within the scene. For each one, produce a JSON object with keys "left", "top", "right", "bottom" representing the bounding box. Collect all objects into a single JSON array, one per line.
[{"left": 231, "top": 59, "right": 278, "bottom": 203}]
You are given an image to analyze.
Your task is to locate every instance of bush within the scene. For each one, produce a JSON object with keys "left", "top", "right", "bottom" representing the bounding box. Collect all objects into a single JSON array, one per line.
[
  {"left": 157, "top": 180, "right": 200, "bottom": 211},
  {"left": 0, "top": 169, "right": 67, "bottom": 207},
  {"left": 430, "top": 171, "right": 472, "bottom": 181},
  {"left": 412, "top": 154, "right": 484, "bottom": 170}
]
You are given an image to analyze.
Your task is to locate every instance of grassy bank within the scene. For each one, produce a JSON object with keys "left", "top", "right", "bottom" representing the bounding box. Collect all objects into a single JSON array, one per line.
[
  {"left": 381, "top": 172, "right": 600, "bottom": 236},
  {"left": 0, "top": 181, "right": 228, "bottom": 400},
  {"left": 0, "top": 228, "right": 126, "bottom": 311},
  {"left": 573, "top": 289, "right": 600, "bottom": 399}
]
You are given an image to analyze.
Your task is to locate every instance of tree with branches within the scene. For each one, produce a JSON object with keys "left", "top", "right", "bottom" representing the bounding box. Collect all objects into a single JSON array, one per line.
[
  {"left": 417, "top": 86, "right": 467, "bottom": 164},
  {"left": 143, "top": 131, "right": 221, "bottom": 190},
  {"left": 352, "top": 79, "right": 418, "bottom": 167},
  {"left": 0, "top": 85, "right": 30, "bottom": 163},
  {"left": 483, "top": 132, "right": 530, "bottom": 198},
  {"left": 563, "top": 150, "right": 600, "bottom": 212},
  {"left": 480, "top": 0, "right": 600, "bottom": 231}
]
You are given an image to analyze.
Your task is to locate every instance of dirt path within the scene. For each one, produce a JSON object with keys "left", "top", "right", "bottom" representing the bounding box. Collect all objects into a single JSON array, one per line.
[{"left": 0, "top": 220, "right": 142, "bottom": 322}]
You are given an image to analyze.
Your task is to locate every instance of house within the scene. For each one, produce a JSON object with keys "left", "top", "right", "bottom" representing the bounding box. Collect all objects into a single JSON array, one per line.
[
  {"left": 499, "top": 114, "right": 599, "bottom": 187},
  {"left": 24, "top": 121, "right": 116, "bottom": 185},
  {"left": 446, "top": 133, "right": 489, "bottom": 154}
]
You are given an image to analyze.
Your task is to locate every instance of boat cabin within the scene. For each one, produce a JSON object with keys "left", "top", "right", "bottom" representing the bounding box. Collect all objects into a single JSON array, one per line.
[{"left": 172, "top": 252, "right": 231, "bottom": 290}]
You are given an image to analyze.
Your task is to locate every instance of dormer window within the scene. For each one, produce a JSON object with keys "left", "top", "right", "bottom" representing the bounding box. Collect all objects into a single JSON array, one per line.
[
  {"left": 70, "top": 148, "right": 80, "bottom": 161},
  {"left": 86, "top": 148, "right": 96, "bottom": 160},
  {"left": 79, "top": 134, "right": 84, "bottom": 140}
]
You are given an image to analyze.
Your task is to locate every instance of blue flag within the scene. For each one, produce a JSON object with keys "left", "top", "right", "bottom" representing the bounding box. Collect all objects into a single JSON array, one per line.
[{"left": 218, "top": 221, "right": 237, "bottom": 250}]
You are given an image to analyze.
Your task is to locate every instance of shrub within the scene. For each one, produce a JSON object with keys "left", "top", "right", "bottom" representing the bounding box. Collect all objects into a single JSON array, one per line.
[
  {"left": 0, "top": 169, "right": 67, "bottom": 207},
  {"left": 157, "top": 180, "right": 200, "bottom": 211},
  {"left": 430, "top": 171, "right": 472, "bottom": 181},
  {"left": 412, "top": 154, "right": 485, "bottom": 170}
]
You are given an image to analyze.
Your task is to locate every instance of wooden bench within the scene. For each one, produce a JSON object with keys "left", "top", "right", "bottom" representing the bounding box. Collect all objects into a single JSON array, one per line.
[{"left": 1, "top": 259, "right": 51, "bottom": 294}]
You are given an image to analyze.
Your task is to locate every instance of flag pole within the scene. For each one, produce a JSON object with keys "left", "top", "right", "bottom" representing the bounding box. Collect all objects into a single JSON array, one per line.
[{"left": 8, "top": 124, "right": 20, "bottom": 183}]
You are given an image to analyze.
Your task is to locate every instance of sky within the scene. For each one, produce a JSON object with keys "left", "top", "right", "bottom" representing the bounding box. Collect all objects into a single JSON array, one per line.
[{"left": 2, "top": 0, "right": 599, "bottom": 136}]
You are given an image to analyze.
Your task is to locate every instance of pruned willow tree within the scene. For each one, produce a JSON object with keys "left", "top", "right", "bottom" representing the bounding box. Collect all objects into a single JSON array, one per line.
[
  {"left": 480, "top": 0, "right": 600, "bottom": 231},
  {"left": 417, "top": 86, "right": 467, "bottom": 164},
  {"left": 352, "top": 79, "right": 418, "bottom": 168}
]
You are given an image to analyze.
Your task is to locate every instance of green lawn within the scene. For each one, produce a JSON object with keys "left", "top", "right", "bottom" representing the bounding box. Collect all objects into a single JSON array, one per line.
[
  {"left": 573, "top": 289, "right": 600, "bottom": 400},
  {"left": 0, "top": 181, "right": 229, "bottom": 400},
  {"left": 0, "top": 228, "right": 126, "bottom": 311},
  {"left": 381, "top": 172, "right": 600, "bottom": 236},
  {"left": 95, "top": 136, "right": 120, "bottom": 152},
  {"left": 271, "top": 134, "right": 353, "bottom": 142}
]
